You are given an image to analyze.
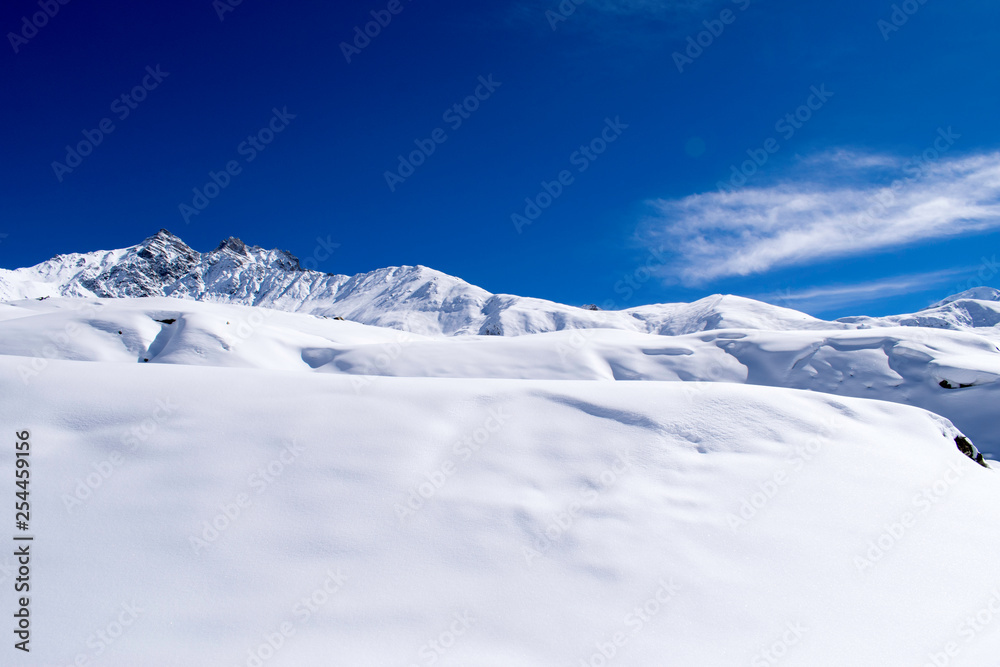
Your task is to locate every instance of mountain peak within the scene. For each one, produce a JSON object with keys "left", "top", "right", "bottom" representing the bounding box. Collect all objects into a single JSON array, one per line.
[
  {"left": 136, "top": 228, "right": 198, "bottom": 263},
  {"left": 215, "top": 236, "right": 249, "bottom": 256},
  {"left": 143, "top": 228, "right": 186, "bottom": 245},
  {"left": 2, "top": 230, "right": 999, "bottom": 338},
  {"left": 928, "top": 286, "right": 1000, "bottom": 309}
]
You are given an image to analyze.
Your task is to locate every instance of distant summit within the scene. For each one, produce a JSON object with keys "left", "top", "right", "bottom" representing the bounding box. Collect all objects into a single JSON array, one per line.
[
  {"left": 0, "top": 231, "right": 998, "bottom": 338},
  {"left": 928, "top": 286, "right": 1000, "bottom": 308}
]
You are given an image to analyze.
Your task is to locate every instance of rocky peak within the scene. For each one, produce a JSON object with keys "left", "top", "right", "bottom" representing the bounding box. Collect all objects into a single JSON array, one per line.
[
  {"left": 137, "top": 229, "right": 199, "bottom": 264},
  {"left": 216, "top": 236, "right": 249, "bottom": 256}
]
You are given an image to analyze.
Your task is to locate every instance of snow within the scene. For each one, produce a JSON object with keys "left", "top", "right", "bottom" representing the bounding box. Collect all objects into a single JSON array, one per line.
[
  {"left": 5, "top": 229, "right": 998, "bottom": 339},
  {"left": 929, "top": 286, "right": 1000, "bottom": 307},
  {"left": 3, "top": 232, "right": 1000, "bottom": 665},
  {"left": 4, "top": 297, "right": 998, "bottom": 457},
  {"left": 4, "top": 357, "right": 1000, "bottom": 666}
]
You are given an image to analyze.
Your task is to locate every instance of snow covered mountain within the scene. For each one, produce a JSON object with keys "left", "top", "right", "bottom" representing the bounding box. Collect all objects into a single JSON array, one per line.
[
  {"left": 0, "top": 229, "right": 895, "bottom": 336},
  {"left": 3, "top": 296, "right": 998, "bottom": 459},
  {"left": 4, "top": 230, "right": 1000, "bottom": 341},
  {"left": 4, "top": 232, "right": 1000, "bottom": 665}
]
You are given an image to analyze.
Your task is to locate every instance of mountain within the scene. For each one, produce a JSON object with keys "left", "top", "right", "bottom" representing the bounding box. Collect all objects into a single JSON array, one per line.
[
  {"left": 5, "top": 230, "right": 1000, "bottom": 341},
  {"left": 0, "top": 229, "right": 874, "bottom": 336},
  {"left": 3, "top": 295, "right": 998, "bottom": 458},
  {"left": 4, "top": 233, "right": 1000, "bottom": 664},
  {"left": 839, "top": 287, "right": 1000, "bottom": 332}
]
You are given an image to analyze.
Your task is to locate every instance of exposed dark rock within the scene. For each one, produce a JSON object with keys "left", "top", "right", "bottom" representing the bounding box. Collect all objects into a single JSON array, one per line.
[
  {"left": 480, "top": 322, "right": 503, "bottom": 336},
  {"left": 956, "top": 436, "right": 990, "bottom": 468},
  {"left": 216, "top": 237, "right": 249, "bottom": 256},
  {"left": 939, "top": 380, "right": 975, "bottom": 389}
]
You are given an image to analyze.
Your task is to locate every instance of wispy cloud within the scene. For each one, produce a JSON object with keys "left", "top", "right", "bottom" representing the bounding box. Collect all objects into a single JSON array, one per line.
[
  {"left": 755, "top": 269, "right": 971, "bottom": 315},
  {"left": 641, "top": 149, "right": 1000, "bottom": 285}
]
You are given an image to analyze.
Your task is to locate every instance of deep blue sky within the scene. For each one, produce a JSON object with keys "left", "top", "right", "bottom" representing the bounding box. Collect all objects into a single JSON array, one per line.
[{"left": 2, "top": 0, "right": 999, "bottom": 318}]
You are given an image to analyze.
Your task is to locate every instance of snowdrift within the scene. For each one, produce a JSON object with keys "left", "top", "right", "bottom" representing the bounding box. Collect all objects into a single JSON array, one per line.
[
  {"left": 3, "top": 297, "right": 998, "bottom": 457},
  {"left": 2, "top": 357, "right": 999, "bottom": 666}
]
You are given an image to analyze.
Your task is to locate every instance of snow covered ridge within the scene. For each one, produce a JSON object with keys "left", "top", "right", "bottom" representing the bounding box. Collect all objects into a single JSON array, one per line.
[
  {"left": 4, "top": 229, "right": 999, "bottom": 337},
  {"left": 3, "top": 236, "right": 1000, "bottom": 664},
  {"left": 3, "top": 361, "right": 1000, "bottom": 664},
  {"left": 2, "top": 296, "right": 999, "bottom": 459}
]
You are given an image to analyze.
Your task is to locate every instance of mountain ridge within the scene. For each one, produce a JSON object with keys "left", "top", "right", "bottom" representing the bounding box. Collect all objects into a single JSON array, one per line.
[{"left": 1, "top": 229, "right": 998, "bottom": 338}]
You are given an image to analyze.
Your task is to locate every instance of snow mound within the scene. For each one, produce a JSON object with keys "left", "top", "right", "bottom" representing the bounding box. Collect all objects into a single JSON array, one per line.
[
  {"left": 4, "top": 297, "right": 999, "bottom": 456},
  {"left": 4, "top": 358, "right": 1000, "bottom": 665}
]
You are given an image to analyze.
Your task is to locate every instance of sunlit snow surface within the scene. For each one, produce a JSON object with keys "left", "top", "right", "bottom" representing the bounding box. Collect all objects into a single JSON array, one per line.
[
  {"left": 3, "top": 297, "right": 998, "bottom": 455},
  {"left": 1, "top": 296, "right": 999, "bottom": 665}
]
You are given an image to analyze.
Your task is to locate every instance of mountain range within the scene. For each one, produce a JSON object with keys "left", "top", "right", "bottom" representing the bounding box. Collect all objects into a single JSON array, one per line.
[
  {"left": 2, "top": 229, "right": 999, "bottom": 337},
  {"left": 3, "top": 230, "right": 1000, "bottom": 664}
]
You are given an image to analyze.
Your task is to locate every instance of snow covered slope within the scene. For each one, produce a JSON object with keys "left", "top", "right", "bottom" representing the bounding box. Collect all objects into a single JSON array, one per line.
[
  {"left": 3, "top": 297, "right": 998, "bottom": 458},
  {"left": 0, "top": 229, "right": 895, "bottom": 336},
  {"left": 4, "top": 229, "right": 1000, "bottom": 341},
  {"left": 3, "top": 357, "right": 999, "bottom": 666},
  {"left": 4, "top": 234, "right": 1000, "bottom": 665},
  {"left": 836, "top": 286, "right": 1000, "bottom": 340}
]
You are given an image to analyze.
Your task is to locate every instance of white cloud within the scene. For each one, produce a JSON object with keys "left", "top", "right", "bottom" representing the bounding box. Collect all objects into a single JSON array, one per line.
[
  {"left": 642, "top": 149, "right": 1000, "bottom": 285},
  {"left": 754, "top": 269, "right": 970, "bottom": 315}
]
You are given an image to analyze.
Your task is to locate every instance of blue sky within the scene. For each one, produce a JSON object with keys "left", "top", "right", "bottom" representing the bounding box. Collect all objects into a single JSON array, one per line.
[{"left": 2, "top": 0, "right": 999, "bottom": 318}]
